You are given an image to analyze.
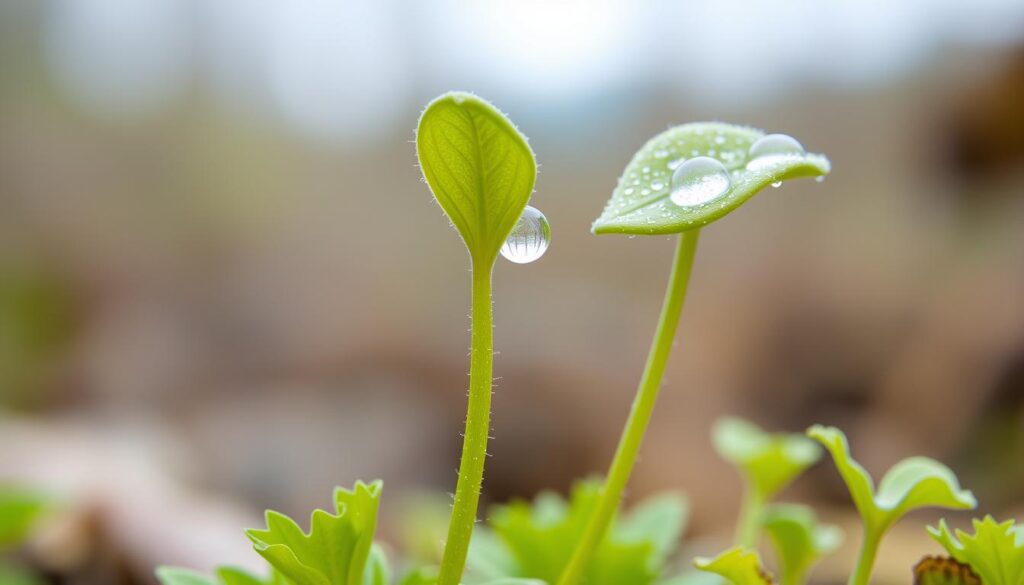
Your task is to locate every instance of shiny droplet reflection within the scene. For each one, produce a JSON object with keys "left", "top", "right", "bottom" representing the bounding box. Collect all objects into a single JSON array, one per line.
[
  {"left": 745, "top": 133, "right": 805, "bottom": 172},
  {"left": 670, "top": 156, "right": 731, "bottom": 207},
  {"left": 500, "top": 205, "right": 550, "bottom": 264}
]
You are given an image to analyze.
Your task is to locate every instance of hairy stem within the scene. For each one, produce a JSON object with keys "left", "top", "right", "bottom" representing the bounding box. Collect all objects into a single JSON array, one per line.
[
  {"left": 735, "top": 486, "right": 765, "bottom": 549},
  {"left": 437, "top": 264, "right": 494, "bottom": 585},
  {"left": 558, "top": 230, "right": 701, "bottom": 585},
  {"left": 849, "top": 526, "right": 882, "bottom": 585}
]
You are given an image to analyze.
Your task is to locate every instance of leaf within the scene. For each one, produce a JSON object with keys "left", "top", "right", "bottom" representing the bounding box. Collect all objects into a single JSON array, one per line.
[
  {"left": 246, "top": 481, "right": 385, "bottom": 585},
  {"left": 0, "top": 487, "right": 50, "bottom": 548},
  {"left": 467, "top": 480, "right": 687, "bottom": 585},
  {"left": 913, "top": 556, "right": 981, "bottom": 585},
  {"left": 760, "top": 504, "right": 842, "bottom": 585},
  {"left": 693, "top": 548, "right": 774, "bottom": 585},
  {"left": 592, "top": 123, "right": 830, "bottom": 235},
  {"left": 712, "top": 418, "right": 820, "bottom": 501},
  {"left": 807, "top": 426, "right": 976, "bottom": 532},
  {"left": 416, "top": 92, "right": 537, "bottom": 262},
  {"left": 156, "top": 566, "right": 287, "bottom": 585},
  {"left": 928, "top": 516, "right": 1024, "bottom": 585}
]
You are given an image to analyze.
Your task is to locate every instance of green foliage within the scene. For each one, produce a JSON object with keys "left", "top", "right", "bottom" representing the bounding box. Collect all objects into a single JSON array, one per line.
[
  {"left": 807, "top": 426, "right": 975, "bottom": 532},
  {"left": 245, "top": 481, "right": 384, "bottom": 585},
  {"left": 156, "top": 566, "right": 288, "bottom": 585},
  {"left": 713, "top": 418, "right": 820, "bottom": 503},
  {"left": 591, "top": 123, "right": 829, "bottom": 235},
  {"left": 693, "top": 548, "right": 773, "bottom": 585},
  {"left": 0, "top": 488, "right": 49, "bottom": 548},
  {"left": 913, "top": 556, "right": 981, "bottom": 585},
  {"left": 415, "top": 91, "right": 537, "bottom": 263},
  {"left": 929, "top": 516, "right": 1024, "bottom": 585},
  {"left": 760, "top": 504, "right": 842, "bottom": 585},
  {"left": 468, "top": 481, "right": 688, "bottom": 585}
]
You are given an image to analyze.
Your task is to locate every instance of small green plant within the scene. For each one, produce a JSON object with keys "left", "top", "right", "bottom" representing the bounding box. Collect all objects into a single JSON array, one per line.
[
  {"left": 0, "top": 486, "right": 51, "bottom": 585},
  {"left": 153, "top": 96, "right": 1013, "bottom": 585}
]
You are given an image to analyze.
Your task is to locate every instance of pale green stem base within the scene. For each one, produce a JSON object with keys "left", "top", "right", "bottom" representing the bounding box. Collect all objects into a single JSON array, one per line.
[
  {"left": 437, "top": 265, "right": 494, "bottom": 585},
  {"left": 557, "top": 231, "right": 701, "bottom": 585},
  {"left": 735, "top": 486, "right": 765, "bottom": 549},
  {"left": 849, "top": 526, "right": 883, "bottom": 585}
]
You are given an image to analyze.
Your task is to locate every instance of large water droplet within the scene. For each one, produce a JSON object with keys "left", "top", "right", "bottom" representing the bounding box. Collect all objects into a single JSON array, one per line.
[
  {"left": 500, "top": 205, "right": 550, "bottom": 264},
  {"left": 745, "top": 134, "right": 805, "bottom": 172},
  {"left": 670, "top": 156, "right": 731, "bottom": 207}
]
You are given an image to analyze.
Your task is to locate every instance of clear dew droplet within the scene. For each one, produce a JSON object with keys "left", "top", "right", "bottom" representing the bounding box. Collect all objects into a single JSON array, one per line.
[
  {"left": 670, "top": 156, "right": 731, "bottom": 208},
  {"left": 500, "top": 205, "right": 550, "bottom": 264},
  {"left": 771, "top": 181, "right": 782, "bottom": 188},
  {"left": 745, "top": 133, "right": 806, "bottom": 172}
]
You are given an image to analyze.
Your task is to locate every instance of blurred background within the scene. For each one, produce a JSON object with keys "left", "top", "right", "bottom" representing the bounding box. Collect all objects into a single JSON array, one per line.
[{"left": 1, "top": 0, "right": 1023, "bottom": 583}]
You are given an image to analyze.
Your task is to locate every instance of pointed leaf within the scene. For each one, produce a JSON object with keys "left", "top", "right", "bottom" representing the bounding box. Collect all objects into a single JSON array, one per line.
[
  {"left": 807, "top": 426, "right": 975, "bottom": 532},
  {"left": 246, "top": 481, "right": 385, "bottom": 585},
  {"left": 761, "top": 504, "right": 842, "bottom": 585},
  {"left": 928, "top": 516, "right": 1024, "bottom": 585},
  {"left": 694, "top": 548, "right": 774, "bottom": 585},
  {"left": 416, "top": 92, "right": 537, "bottom": 262},
  {"left": 712, "top": 418, "right": 820, "bottom": 500},
  {"left": 616, "top": 493, "right": 689, "bottom": 564},
  {"left": 592, "top": 123, "right": 829, "bottom": 235},
  {"left": 913, "top": 556, "right": 981, "bottom": 585}
]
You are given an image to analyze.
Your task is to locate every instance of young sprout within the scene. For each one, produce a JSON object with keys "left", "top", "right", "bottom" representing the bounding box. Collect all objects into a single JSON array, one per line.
[
  {"left": 761, "top": 504, "right": 843, "bottom": 585},
  {"left": 558, "top": 124, "right": 830, "bottom": 585},
  {"left": 416, "top": 92, "right": 540, "bottom": 585},
  {"left": 928, "top": 516, "right": 1024, "bottom": 585},
  {"left": 808, "top": 426, "right": 977, "bottom": 585},
  {"left": 712, "top": 418, "right": 821, "bottom": 548}
]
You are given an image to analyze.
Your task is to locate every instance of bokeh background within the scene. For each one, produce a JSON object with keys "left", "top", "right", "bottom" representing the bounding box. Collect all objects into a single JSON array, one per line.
[{"left": 2, "top": 1, "right": 1023, "bottom": 583}]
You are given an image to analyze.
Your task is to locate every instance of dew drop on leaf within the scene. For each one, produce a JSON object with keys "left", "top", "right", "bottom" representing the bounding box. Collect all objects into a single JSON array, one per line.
[
  {"left": 745, "top": 134, "right": 806, "bottom": 172},
  {"left": 670, "top": 156, "right": 731, "bottom": 208},
  {"left": 500, "top": 205, "right": 550, "bottom": 264}
]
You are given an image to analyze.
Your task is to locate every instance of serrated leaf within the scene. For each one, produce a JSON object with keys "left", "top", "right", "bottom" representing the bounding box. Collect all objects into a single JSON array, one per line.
[
  {"left": 807, "top": 426, "right": 976, "bottom": 532},
  {"left": 694, "top": 548, "right": 774, "bottom": 585},
  {"left": 712, "top": 418, "right": 820, "bottom": 501},
  {"left": 468, "top": 481, "right": 686, "bottom": 585},
  {"left": 760, "top": 504, "right": 842, "bottom": 585},
  {"left": 416, "top": 92, "right": 537, "bottom": 262},
  {"left": 246, "top": 481, "right": 384, "bottom": 585},
  {"left": 592, "top": 123, "right": 829, "bottom": 235},
  {"left": 928, "top": 516, "right": 1024, "bottom": 585},
  {"left": 913, "top": 556, "right": 981, "bottom": 585}
]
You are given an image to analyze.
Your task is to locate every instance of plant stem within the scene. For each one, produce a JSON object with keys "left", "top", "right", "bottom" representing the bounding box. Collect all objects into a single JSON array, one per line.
[
  {"left": 437, "top": 264, "right": 494, "bottom": 585},
  {"left": 557, "top": 230, "right": 701, "bottom": 585},
  {"left": 735, "top": 486, "right": 765, "bottom": 549},
  {"left": 849, "top": 526, "right": 882, "bottom": 585}
]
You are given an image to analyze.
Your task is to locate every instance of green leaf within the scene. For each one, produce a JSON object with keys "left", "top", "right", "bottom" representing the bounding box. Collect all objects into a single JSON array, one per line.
[
  {"left": 156, "top": 566, "right": 287, "bottom": 585},
  {"left": 913, "top": 556, "right": 981, "bottom": 585},
  {"left": 928, "top": 516, "right": 1024, "bottom": 585},
  {"left": 592, "top": 123, "right": 829, "bottom": 235},
  {"left": 0, "top": 563, "right": 45, "bottom": 585},
  {"left": 807, "top": 425, "right": 976, "bottom": 532},
  {"left": 760, "top": 504, "right": 842, "bottom": 585},
  {"left": 416, "top": 92, "right": 537, "bottom": 262},
  {"left": 0, "top": 487, "right": 50, "bottom": 548},
  {"left": 246, "top": 481, "right": 384, "bottom": 585},
  {"left": 468, "top": 481, "right": 687, "bottom": 585},
  {"left": 693, "top": 548, "right": 773, "bottom": 585},
  {"left": 712, "top": 418, "right": 820, "bottom": 501}
]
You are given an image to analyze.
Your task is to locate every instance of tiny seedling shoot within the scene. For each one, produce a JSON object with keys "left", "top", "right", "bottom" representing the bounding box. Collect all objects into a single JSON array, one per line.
[{"left": 151, "top": 93, "right": 1021, "bottom": 585}]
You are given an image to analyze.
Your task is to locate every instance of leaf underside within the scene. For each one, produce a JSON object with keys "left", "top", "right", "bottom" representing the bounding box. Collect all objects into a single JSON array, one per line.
[
  {"left": 592, "top": 122, "right": 830, "bottom": 235},
  {"left": 416, "top": 92, "right": 537, "bottom": 262}
]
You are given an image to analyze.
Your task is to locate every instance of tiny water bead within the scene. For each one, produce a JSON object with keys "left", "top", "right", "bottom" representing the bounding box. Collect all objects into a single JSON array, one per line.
[
  {"left": 670, "top": 156, "right": 731, "bottom": 207},
  {"left": 500, "top": 205, "right": 550, "bottom": 264},
  {"left": 745, "top": 133, "right": 806, "bottom": 172}
]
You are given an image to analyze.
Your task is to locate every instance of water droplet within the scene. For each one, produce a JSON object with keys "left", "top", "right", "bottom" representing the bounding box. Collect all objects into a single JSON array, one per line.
[
  {"left": 815, "top": 176, "right": 825, "bottom": 183},
  {"left": 746, "top": 134, "right": 805, "bottom": 172},
  {"left": 642, "top": 166, "right": 651, "bottom": 174},
  {"left": 500, "top": 206, "right": 550, "bottom": 264},
  {"left": 667, "top": 158, "right": 685, "bottom": 170},
  {"left": 651, "top": 181, "right": 665, "bottom": 191},
  {"left": 670, "top": 156, "right": 731, "bottom": 208},
  {"left": 654, "top": 149, "right": 669, "bottom": 159},
  {"left": 624, "top": 187, "right": 635, "bottom": 195},
  {"left": 714, "top": 135, "right": 726, "bottom": 145},
  {"left": 771, "top": 181, "right": 782, "bottom": 188}
]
